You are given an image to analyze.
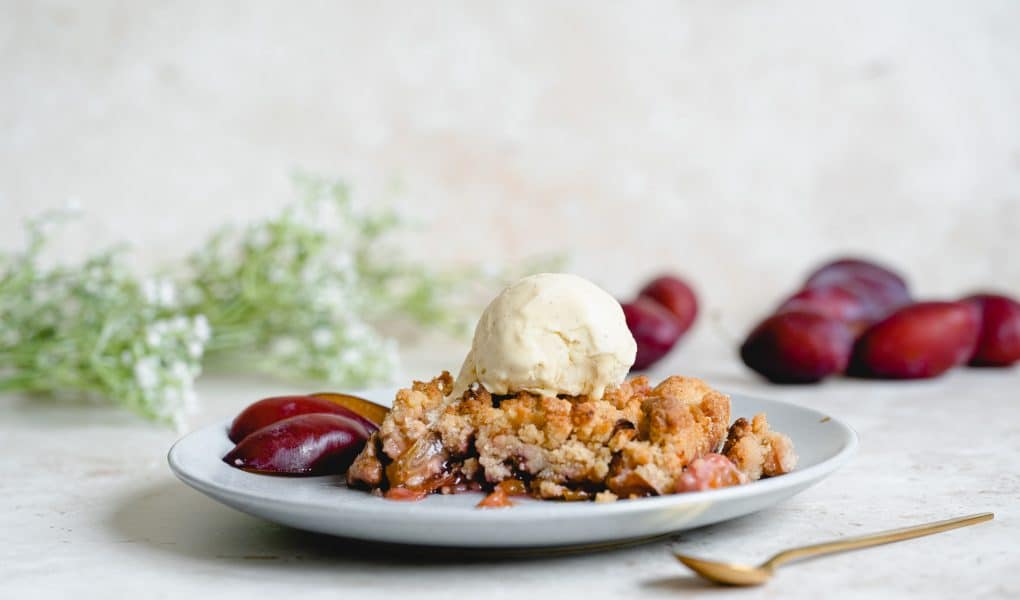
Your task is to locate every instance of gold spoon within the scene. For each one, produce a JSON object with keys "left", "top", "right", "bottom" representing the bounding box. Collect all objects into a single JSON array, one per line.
[{"left": 675, "top": 512, "right": 993, "bottom": 586}]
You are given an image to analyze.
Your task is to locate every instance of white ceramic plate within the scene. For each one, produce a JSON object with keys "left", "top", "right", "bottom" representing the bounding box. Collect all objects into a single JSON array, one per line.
[{"left": 168, "top": 390, "right": 857, "bottom": 549}]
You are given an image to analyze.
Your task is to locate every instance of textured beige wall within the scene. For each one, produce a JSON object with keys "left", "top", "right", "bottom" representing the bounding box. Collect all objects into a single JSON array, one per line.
[{"left": 3, "top": 1, "right": 1019, "bottom": 330}]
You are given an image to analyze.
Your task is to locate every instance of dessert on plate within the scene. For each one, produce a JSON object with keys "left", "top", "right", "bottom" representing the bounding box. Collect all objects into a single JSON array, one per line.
[{"left": 347, "top": 273, "right": 796, "bottom": 504}]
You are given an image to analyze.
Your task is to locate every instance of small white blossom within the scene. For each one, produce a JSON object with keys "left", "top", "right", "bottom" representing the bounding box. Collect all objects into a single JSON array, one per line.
[
  {"left": 170, "top": 316, "right": 188, "bottom": 332},
  {"left": 160, "top": 386, "right": 181, "bottom": 408},
  {"left": 311, "top": 328, "right": 334, "bottom": 349},
  {"left": 248, "top": 227, "right": 271, "bottom": 250},
  {"left": 338, "top": 348, "right": 362, "bottom": 365},
  {"left": 133, "top": 357, "right": 160, "bottom": 390},
  {"left": 192, "top": 315, "right": 210, "bottom": 342},
  {"left": 271, "top": 337, "right": 300, "bottom": 357},
  {"left": 333, "top": 253, "right": 353, "bottom": 273},
  {"left": 145, "top": 328, "right": 163, "bottom": 348},
  {"left": 345, "top": 320, "right": 371, "bottom": 342},
  {"left": 142, "top": 279, "right": 160, "bottom": 304},
  {"left": 158, "top": 280, "right": 176, "bottom": 306},
  {"left": 170, "top": 361, "right": 191, "bottom": 383}
]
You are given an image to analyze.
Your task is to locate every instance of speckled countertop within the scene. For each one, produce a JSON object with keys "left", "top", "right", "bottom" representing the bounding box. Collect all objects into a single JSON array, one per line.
[
  {"left": 2, "top": 334, "right": 1015, "bottom": 599},
  {"left": 3, "top": 1, "right": 1019, "bottom": 597}
]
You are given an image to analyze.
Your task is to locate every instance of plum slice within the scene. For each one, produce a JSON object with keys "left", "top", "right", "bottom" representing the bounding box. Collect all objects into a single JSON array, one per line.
[
  {"left": 223, "top": 413, "right": 374, "bottom": 475},
  {"left": 229, "top": 395, "right": 378, "bottom": 443},
  {"left": 309, "top": 392, "right": 390, "bottom": 427}
]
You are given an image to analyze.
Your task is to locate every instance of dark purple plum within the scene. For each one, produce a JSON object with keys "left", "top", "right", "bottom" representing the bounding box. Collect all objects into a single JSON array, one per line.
[
  {"left": 805, "top": 257, "right": 911, "bottom": 321},
  {"left": 740, "top": 311, "right": 854, "bottom": 383},
  {"left": 229, "top": 395, "right": 377, "bottom": 443},
  {"left": 622, "top": 297, "right": 684, "bottom": 370},
  {"left": 638, "top": 275, "right": 699, "bottom": 336},
  {"left": 224, "top": 413, "right": 374, "bottom": 475}
]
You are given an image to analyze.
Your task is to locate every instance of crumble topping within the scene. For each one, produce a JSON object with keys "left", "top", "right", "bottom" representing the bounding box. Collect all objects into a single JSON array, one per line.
[
  {"left": 721, "top": 414, "right": 798, "bottom": 480},
  {"left": 347, "top": 371, "right": 797, "bottom": 502}
]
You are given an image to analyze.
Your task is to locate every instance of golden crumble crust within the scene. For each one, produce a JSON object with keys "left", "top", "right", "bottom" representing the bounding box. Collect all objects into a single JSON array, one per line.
[
  {"left": 347, "top": 372, "right": 794, "bottom": 502},
  {"left": 722, "top": 414, "right": 798, "bottom": 480}
]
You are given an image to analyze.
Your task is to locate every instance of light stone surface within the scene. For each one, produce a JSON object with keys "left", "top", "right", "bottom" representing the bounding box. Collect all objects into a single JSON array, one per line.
[
  {"left": 2, "top": 1, "right": 1019, "bottom": 597},
  {"left": 2, "top": 332, "right": 1017, "bottom": 599}
]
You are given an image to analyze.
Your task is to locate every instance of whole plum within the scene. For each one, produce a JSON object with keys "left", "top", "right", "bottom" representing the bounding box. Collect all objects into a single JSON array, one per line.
[
  {"left": 622, "top": 297, "right": 684, "bottom": 370},
  {"left": 805, "top": 257, "right": 910, "bottom": 320},
  {"left": 740, "top": 311, "right": 854, "bottom": 383},
  {"left": 776, "top": 285, "right": 872, "bottom": 329},
  {"left": 964, "top": 294, "right": 1020, "bottom": 367},
  {"left": 849, "top": 301, "right": 981, "bottom": 379},
  {"left": 638, "top": 275, "right": 699, "bottom": 335}
]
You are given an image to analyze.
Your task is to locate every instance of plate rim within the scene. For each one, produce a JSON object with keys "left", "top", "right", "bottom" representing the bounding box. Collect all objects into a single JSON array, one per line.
[{"left": 168, "top": 391, "right": 859, "bottom": 522}]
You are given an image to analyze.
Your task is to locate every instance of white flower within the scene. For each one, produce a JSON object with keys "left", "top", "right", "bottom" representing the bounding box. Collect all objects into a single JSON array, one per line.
[
  {"left": 169, "top": 360, "right": 191, "bottom": 383},
  {"left": 192, "top": 315, "right": 210, "bottom": 343},
  {"left": 248, "top": 227, "right": 271, "bottom": 250},
  {"left": 271, "top": 337, "right": 300, "bottom": 358},
  {"left": 141, "top": 279, "right": 159, "bottom": 304},
  {"left": 133, "top": 357, "right": 160, "bottom": 390},
  {"left": 160, "top": 386, "right": 182, "bottom": 408},
  {"left": 311, "top": 328, "right": 334, "bottom": 349},
  {"left": 158, "top": 280, "right": 176, "bottom": 306},
  {"left": 315, "top": 285, "right": 349, "bottom": 313},
  {"left": 345, "top": 320, "right": 371, "bottom": 342},
  {"left": 145, "top": 328, "right": 163, "bottom": 348},
  {"left": 170, "top": 316, "right": 189, "bottom": 332},
  {"left": 187, "top": 341, "right": 204, "bottom": 359},
  {"left": 338, "top": 348, "right": 362, "bottom": 365},
  {"left": 333, "top": 253, "right": 353, "bottom": 273}
]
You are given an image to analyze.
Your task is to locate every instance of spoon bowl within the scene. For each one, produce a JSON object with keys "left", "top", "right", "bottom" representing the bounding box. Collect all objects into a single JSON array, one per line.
[{"left": 674, "top": 556, "right": 771, "bottom": 586}]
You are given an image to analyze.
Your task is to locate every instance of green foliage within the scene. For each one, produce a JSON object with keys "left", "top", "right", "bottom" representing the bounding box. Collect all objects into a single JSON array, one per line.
[
  {"left": 0, "top": 212, "right": 207, "bottom": 427},
  {"left": 0, "top": 175, "right": 561, "bottom": 426}
]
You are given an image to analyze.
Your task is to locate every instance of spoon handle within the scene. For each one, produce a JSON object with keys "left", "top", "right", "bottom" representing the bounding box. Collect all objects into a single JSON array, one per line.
[{"left": 764, "top": 512, "right": 993, "bottom": 569}]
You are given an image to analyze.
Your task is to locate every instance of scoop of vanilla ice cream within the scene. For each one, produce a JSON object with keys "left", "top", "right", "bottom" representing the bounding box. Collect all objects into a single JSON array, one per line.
[{"left": 451, "top": 273, "right": 637, "bottom": 401}]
